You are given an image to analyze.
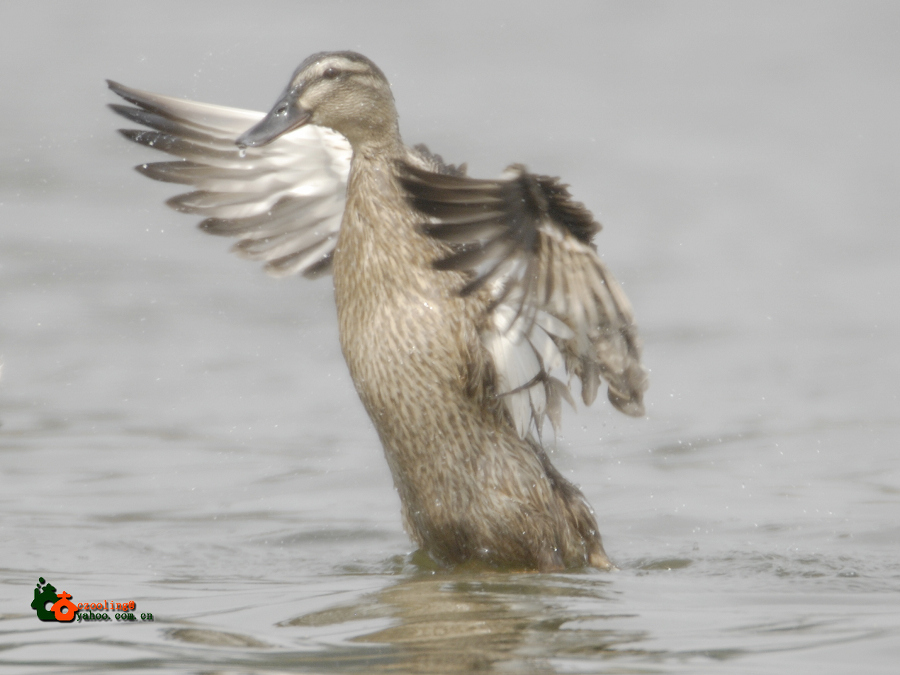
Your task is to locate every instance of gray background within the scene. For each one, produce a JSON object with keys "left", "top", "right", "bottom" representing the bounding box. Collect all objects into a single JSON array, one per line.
[{"left": 1, "top": 2, "right": 898, "bottom": 673}]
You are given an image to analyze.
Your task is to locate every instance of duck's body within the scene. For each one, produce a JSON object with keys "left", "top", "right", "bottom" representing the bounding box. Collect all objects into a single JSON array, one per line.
[
  {"left": 336, "top": 152, "right": 607, "bottom": 569},
  {"left": 109, "top": 51, "right": 647, "bottom": 571}
]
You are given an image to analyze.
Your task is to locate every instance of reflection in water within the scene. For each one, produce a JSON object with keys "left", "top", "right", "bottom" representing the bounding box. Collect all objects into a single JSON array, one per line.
[{"left": 285, "top": 570, "right": 646, "bottom": 673}]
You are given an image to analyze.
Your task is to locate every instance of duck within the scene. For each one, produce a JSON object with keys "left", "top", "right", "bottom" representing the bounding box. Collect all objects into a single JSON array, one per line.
[{"left": 108, "top": 51, "right": 647, "bottom": 572}]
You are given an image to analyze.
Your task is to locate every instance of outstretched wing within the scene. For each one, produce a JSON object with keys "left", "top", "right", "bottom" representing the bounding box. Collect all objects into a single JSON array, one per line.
[
  {"left": 107, "top": 80, "right": 352, "bottom": 278},
  {"left": 398, "top": 162, "right": 647, "bottom": 438}
]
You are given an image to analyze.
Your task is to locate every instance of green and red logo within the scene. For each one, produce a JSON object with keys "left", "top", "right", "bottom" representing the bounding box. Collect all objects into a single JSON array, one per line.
[
  {"left": 31, "top": 578, "right": 78, "bottom": 622},
  {"left": 30, "top": 577, "right": 151, "bottom": 623}
]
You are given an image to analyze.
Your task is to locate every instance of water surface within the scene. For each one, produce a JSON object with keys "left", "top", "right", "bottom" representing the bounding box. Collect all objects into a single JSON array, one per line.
[{"left": 1, "top": 3, "right": 899, "bottom": 673}]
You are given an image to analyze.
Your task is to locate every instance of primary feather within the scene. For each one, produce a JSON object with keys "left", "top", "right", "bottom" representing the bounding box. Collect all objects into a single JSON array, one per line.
[
  {"left": 398, "top": 161, "right": 647, "bottom": 437},
  {"left": 108, "top": 79, "right": 351, "bottom": 278}
]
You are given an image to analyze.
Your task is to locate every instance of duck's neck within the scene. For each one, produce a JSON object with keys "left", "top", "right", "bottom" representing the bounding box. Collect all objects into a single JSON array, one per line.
[
  {"left": 351, "top": 128, "right": 404, "bottom": 160},
  {"left": 339, "top": 147, "right": 425, "bottom": 277},
  {"left": 334, "top": 101, "right": 404, "bottom": 158}
]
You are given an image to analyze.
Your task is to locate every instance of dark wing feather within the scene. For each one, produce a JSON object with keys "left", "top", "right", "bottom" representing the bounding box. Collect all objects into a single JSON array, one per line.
[
  {"left": 398, "top": 161, "right": 647, "bottom": 436},
  {"left": 108, "top": 80, "right": 351, "bottom": 278}
]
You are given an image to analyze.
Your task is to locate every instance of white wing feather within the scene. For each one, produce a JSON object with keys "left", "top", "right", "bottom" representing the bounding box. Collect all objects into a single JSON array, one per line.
[{"left": 108, "top": 80, "right": 351, "bottom": 278}]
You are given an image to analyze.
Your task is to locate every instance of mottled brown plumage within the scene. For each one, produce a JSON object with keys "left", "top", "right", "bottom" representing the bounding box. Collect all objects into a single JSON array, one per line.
[{"left": 109, "top": 51, "right": 647, "bottom": 571}]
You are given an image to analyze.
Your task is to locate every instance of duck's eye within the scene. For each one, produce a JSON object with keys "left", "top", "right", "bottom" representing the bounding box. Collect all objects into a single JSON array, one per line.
[{"left": 322, "top": 67, "right": 339, "bottom": 79}]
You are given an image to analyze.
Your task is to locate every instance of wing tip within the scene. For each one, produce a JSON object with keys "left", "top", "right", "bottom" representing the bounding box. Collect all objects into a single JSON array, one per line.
[
  {"left": 607, "top": 365, "right": 649, "bottom": 417},
  {"left": 608, "top": 389, "right": 646, "bottom": 417}
]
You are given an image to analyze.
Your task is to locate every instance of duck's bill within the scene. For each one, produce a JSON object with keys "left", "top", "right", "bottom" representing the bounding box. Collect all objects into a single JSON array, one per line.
[{"left": 236, "top": 94, "right": 311, "bottom": 147}]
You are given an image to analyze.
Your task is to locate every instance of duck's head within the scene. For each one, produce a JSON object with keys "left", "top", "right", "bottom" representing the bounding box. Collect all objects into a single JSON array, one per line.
[{"left": 237, "top": 51, "right": 399, "bottom": 151}]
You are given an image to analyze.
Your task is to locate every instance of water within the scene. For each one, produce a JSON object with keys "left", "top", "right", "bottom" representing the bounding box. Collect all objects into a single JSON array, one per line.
[{"left": 2, "top": 2, "right": 899, "bottom": 673}]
